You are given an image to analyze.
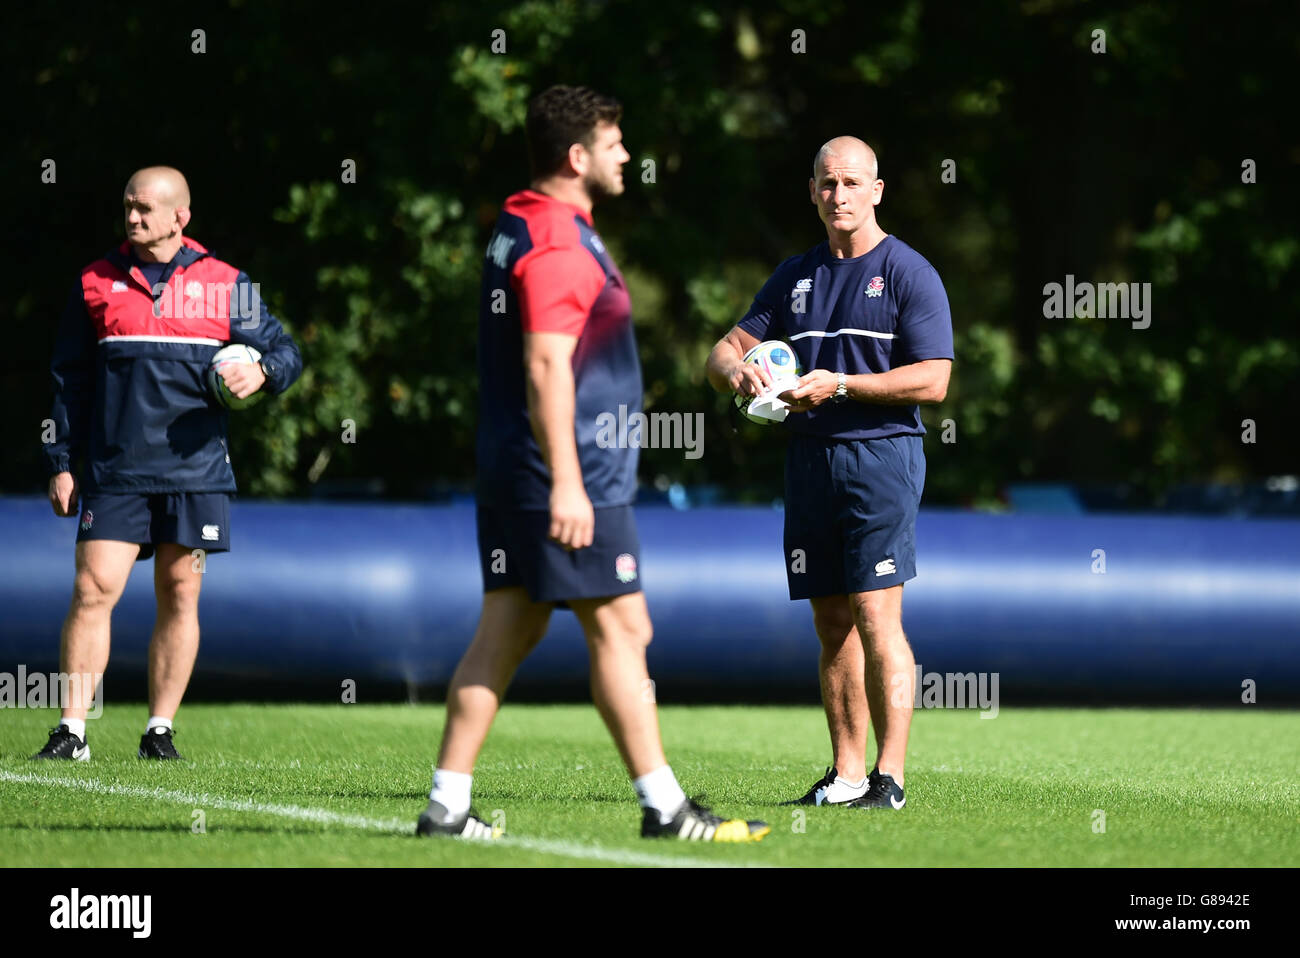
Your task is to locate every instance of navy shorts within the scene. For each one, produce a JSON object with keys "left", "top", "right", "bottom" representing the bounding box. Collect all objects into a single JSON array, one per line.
[
  {"left": 783, "top": 433, "right": 925, "bottom": 599},
  {"left": 477, "top": 504, "right": 643, "bottom": 604},
  {"left": 76, "top": 493, "right": 231, "bottom": 561}
]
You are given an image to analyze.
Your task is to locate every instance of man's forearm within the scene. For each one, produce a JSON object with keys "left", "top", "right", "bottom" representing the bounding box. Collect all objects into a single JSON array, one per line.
[
  {"left": 846, "top": 362, "right": 948, "bottom": 405},
  {"left": 706, "top": 340, "right": 744, "bottom": 393},
  {"left": 526, "top": 359, "right": 583, "bottom": 487}
]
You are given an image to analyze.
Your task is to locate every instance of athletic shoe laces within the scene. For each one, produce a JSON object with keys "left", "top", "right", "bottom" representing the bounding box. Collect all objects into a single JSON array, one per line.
[
  {"left": 864, "top": 774, "right": 893, "bottom": 802},
  {"left": 683, "top": 797, "right": 726, "bottom": 826}
]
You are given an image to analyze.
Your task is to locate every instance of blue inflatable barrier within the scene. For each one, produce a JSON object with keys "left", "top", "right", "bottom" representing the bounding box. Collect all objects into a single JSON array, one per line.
[{"left": 1, "top": 497, "right": 1296, "bottom": 701}]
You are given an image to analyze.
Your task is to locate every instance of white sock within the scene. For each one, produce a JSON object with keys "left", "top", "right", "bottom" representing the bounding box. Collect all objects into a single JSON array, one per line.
[
  {"left": 60, "top": 718, "right": 86, "bottom": 741},
  {"left": 633, "top": 766, "right": 687, "bottom": 824},
  {"left": 430, "top": 768, "right": 473, "bottom": 819},
  {"left": 146, "top": 716, "right": 173, "bottom": 733}
]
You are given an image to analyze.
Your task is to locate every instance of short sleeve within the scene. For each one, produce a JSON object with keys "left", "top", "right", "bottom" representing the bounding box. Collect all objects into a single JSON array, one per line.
[
  {"left": 895, "top": 266, "right": 954, "bottom": 363},
  {"left": 737, "top": 265, "right": 790, "bottom": 342},
  {"left": 513, "top": 246, "right": 607, "bottom": 337}
]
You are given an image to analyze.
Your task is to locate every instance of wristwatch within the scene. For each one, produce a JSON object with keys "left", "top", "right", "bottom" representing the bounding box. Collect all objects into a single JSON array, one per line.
[{"left": 832, "top": 372, "right": 849, "bottom": 404}]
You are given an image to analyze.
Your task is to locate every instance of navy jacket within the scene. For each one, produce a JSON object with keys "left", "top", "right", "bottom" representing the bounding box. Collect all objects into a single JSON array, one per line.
[{"left": 45, "top": 237, "right": 302, "bottom": 493}]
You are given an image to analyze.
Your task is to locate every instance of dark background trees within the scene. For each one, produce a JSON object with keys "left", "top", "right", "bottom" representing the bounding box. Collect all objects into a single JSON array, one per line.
[{"left": 6, "top": 1, "right": 1296, "bottom": 506}]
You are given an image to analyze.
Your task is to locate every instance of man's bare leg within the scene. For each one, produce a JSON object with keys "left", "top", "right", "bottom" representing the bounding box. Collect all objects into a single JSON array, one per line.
[
  {"left": 809, "top": 594, "right": 870, "bottom": 782},
  {"left": 853, "top": 584, "right": 913, "bottom": 785},
  {"left": 436, "top": 586, "right": 552, "bottom": 773},
  {"left": 60, "top": 540, "right": 139, "bottom": 721},
  {"left": 147, "top": 543, "right": 204, "bottom": 721},
  {"left": 566, "top": 591, "right": 767, "bottom": 839},
  {"left": 570, "top": 591, "right": 665, "bottom": 778}
]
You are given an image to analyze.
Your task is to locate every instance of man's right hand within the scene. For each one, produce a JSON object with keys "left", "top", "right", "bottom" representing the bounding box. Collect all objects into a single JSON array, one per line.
[
  {"left": 49, "top": 471, "right": 79, "bottom": 517},
  {"left": 549, "top": 479, "right": 594, "bottom": 551},
  {"left": 728, "top": 361, "right": 773, "bottom": 397}
]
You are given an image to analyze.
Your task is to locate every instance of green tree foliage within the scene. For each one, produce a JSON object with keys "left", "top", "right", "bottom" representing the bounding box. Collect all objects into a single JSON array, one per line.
[{"left": 6, "top": 0, "right": 1297, "bottom": 503}]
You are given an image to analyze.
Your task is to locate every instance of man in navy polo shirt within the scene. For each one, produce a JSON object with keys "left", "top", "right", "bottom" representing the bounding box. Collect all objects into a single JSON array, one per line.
[
  {"left": 706, "top": 136, "right": 954, "bottom": 810},
  {"left": 416, "top": 86, "right": 767, "bottom": 843}
]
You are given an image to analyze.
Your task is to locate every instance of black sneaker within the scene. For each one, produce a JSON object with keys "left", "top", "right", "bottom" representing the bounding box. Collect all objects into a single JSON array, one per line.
[
  {"left": 31, "top": 726, "right": 90, "bottom": 761},
  {"left": 642, "top": 798, "right": 771, "bottom": 842},
  {"left": 782, "top": 766, "right": 868, "bottom": 806},
  {"left": 138, "top": 726, "right": 184, "bottom": 760},
  {"left": 783, "top": 766, "right": 836, "bottom": 806},
  {"left": 846, "top": 768, "right": 906, "bottom": 809},
  {"left": 416, "top": 800, "right": 502, "bottom": 840}
]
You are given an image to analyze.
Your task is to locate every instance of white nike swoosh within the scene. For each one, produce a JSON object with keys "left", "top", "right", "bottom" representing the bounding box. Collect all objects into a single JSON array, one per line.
[{"left": 890, "top": 794, "right": 905, "bottom": 809}]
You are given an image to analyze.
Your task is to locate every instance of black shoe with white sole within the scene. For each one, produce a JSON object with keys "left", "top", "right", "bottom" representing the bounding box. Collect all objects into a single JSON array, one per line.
[
  {"left": 846, "top": 768, "right": 906, "bottom": 809},
  {"left": 416, "top": 801, "right": 502, "bottom": 840},
  {"left": 31, "top": 726, "right": 90, "bottom": 761},
  {"left": 642, "top": 798, "right": 771, "bottom": 842},
  {"left": 138, "top": 726, "right": 184, "bottom": 760}
]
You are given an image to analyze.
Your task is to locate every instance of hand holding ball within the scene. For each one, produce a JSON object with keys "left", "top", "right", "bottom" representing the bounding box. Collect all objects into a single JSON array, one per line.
[
  {"left": 208, "top": 344, "right": 266, "bottom": 409},
  {"left": 733, "top": 341, "right": 802, "bottom": 425}
]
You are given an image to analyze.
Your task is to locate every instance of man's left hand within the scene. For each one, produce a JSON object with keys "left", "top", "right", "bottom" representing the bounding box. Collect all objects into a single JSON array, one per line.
[
  {"left": 780, "top": 369, "right": 839, "bottom": 413},
  {"left": 220, "top": 360, "right": 267, "bottom": 400}
]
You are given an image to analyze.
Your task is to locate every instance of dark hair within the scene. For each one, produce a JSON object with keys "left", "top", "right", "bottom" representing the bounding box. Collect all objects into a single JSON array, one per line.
[{"left": 525, "top": 85, "right": 622, "bottom": 178}]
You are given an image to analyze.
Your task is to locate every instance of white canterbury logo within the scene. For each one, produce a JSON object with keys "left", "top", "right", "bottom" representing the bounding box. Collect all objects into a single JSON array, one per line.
[
  {"left": 111, "top": 280, "right": 128, "bottom": 292},
  {"left": 790, "top": 328, "right": 895, "bottom": 341},
  {"left": 874, "top": 558, "right": 896, "bottom": 576},
  {"left": 201, "top": 525, "right": 220, "bottom": 541}
]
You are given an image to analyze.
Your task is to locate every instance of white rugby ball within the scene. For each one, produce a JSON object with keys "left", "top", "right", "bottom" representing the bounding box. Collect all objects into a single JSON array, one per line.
[
  {"left": 733, "top": 340, "right": 802, "bottom": 425},
  {"left": 208, "top": 344, "right": 264, "bottom": 410}
]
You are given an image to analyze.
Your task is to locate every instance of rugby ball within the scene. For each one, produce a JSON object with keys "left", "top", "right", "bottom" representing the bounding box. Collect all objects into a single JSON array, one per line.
[
  {"left": 208, "top": 344, "right": 264, "bottom": 410},
  {"left": 733, "top": 340, "right": 803, "bottom": 425}
]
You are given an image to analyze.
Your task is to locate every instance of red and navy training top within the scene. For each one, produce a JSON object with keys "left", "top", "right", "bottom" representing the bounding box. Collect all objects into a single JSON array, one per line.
[{"left": 475, "top": 189, "right": 642, "bottom": 510}]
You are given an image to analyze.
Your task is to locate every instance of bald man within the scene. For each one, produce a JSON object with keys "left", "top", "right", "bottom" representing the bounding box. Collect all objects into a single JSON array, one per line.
[
  {"left": 35, "top": 166, "right": 302, "bottom": 761},
  {"left": 706, "top": 137, "right": 954, "bottom": 809}
]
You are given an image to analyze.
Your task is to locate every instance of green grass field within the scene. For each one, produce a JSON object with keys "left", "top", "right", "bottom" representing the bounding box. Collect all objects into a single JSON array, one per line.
[{"left": 1, "top": 704, "right": 1296, "bottom": 867}]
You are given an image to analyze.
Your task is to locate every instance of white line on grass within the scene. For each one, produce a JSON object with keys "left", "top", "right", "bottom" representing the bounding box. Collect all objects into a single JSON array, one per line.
[{"left": 0, "top": 770, "right": 766, "bottom": 869}]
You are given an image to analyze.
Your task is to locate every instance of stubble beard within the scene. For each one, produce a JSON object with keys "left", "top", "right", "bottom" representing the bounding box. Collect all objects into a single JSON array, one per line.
[{"left": 585, "top": 168, "right": 623, "bottom": 204}]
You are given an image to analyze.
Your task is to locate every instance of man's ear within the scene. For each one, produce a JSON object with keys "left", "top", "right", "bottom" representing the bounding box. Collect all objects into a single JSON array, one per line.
[
  {"left": 176, "top": 207, "right": 192, "bottom": 230},
  {"left": 808, "top": 177, "right": 817, "bottom": 205},
  {"left": 872, "top": 178, "right": 884, "bottom": 207},
  {"left": 567, "top": 141, "right": 588, "bottom": 177}
]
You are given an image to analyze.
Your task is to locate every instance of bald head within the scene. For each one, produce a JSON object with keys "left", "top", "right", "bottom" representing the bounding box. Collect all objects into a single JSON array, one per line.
[
  {"left": 812, "top": 137, "right": 877, "bottom": 181},
  {"left": 123, "top": 166, "right": 192, "bottom": 260},
  {"left": 808, "top": 136, "right": 886, "bottom": 253},
  {"left": 125, "top": 166, "right": 190, "bottom": 209}
]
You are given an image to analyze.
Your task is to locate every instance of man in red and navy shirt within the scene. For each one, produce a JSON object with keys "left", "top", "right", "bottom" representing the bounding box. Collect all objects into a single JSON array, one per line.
[
  {"left": 417, "top": 86, "right": 766, "bottom": 844},
  {"left": 35, "top": 166, "right": 301, "bottom": 763}
]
